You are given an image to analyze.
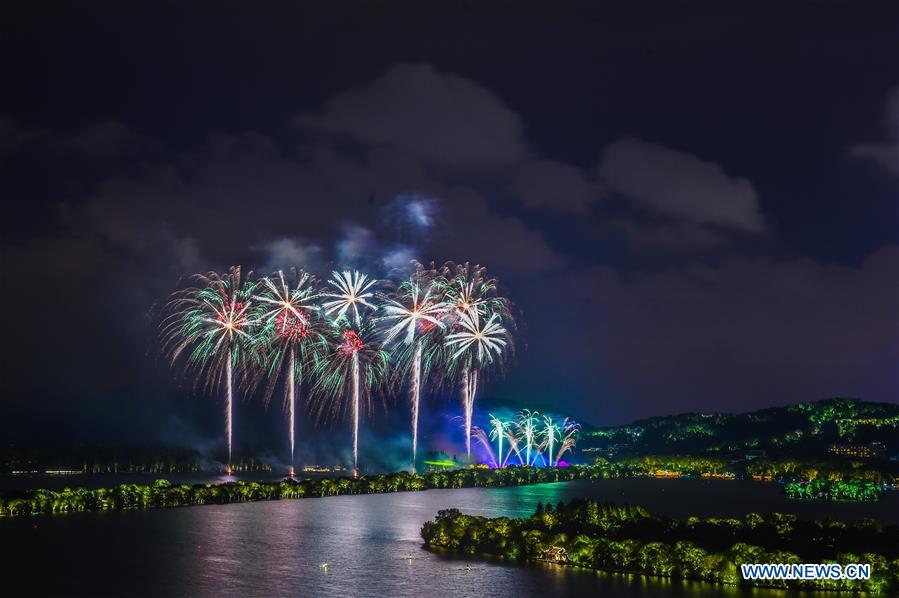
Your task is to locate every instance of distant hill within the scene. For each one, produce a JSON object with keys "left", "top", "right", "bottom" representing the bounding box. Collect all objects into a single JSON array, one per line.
[{"left": 581, "top": 398, "right": 899, "bottom": 458}]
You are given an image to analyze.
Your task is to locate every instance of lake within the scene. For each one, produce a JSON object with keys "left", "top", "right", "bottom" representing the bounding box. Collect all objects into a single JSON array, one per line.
[{"left": 1, "top": 479, "right": 895, "bottom": 597}]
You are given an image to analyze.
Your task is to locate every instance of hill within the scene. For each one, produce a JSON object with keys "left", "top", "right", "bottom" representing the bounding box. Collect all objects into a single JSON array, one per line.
[{"left": 582, "top": 398, "right": 898, "bottom": 459}]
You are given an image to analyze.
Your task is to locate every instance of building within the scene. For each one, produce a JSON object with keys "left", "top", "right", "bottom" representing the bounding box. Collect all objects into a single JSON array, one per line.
[{"left": 828, "top": 442, "right": 887, "bottom": 459}]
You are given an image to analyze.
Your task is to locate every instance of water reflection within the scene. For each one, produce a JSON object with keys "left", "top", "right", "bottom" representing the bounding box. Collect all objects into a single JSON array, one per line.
[{"left": 1, "top": 480, "right": 894, "bottom": 597}]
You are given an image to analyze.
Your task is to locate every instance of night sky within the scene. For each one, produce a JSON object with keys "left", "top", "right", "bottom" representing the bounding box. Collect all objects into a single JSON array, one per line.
[{"left": 1, "top": 2, "right": 897, "bottom": 452}]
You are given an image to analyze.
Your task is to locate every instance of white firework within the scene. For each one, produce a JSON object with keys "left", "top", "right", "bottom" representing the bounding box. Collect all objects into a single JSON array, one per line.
[
  {"left": 379, "top": 280, "right": 445, "bottom": 469},
  {"left": 321, "top": 270, "right": 377, "bottom": 326},
  {"left": 253, "top": 269, "right": 320, "bottom": 474},
  {"left": 445, "top": 310, "right": 508, "bottom": 364},
  {"left": 445, "top": 309, "right": 508, "bottom": 459},
  {"left": 379, "top": 282, "right": 445, "bottom": 345},
  {"left": 446, "top": 279, "right": 485, "bottom": 316},
  {"left": 254, "top": 269, "right": 318, "bottom": 329}
]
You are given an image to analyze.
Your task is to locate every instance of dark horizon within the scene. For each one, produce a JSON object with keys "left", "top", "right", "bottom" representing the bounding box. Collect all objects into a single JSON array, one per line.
[{"left": 1, "top": 1, "right": 897, "bottom": 451}]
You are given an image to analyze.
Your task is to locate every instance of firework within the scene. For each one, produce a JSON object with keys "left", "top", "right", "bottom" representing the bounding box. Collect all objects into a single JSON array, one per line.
[
  {"left": 320, "top": 270, "right": 377, "bottom": 326},
  {"left": 542, "top": 415, "right": 560, "bottom": 467},
  {"left": 312, "top": 271, "right": 387, "bottom": 474},
  {"left": 552, "top": 417, "right": 581, "bottom": 464},
  {"left": 252, "top": 269, "right": 327, "bottom": 473},
  {"left": 160, "top": 267, "right": 259, "bottom": 465},
  {"left": 436, "top": 262, "right": 514, "bottom": 460},
  {"left": 515, "top": 410, "right": 541, "bottom": 466},
  {"left": 488, "top": 414, "right": 512, "bottom": 467},
  {"left": 471, "top": 425, "right": 498, "bottom": 467},
  {"left": 378, "top": 266, "right": 446, "bottom": 469},
  {"left": 441, "top": 262, "right": 500, "bottom": 317},
  {"left": 445, "top": 308, "right": 509, "bottom": 458}
]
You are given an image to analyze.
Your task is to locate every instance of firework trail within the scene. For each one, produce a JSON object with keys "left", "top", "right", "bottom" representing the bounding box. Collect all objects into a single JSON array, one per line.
[
  {"left": 379, "top": 268, "right": 445, "bottom": 469},
  {"left": 553, "top": 418, "right": 581, "bottom": 464},
  {"left": 445, "top": 309, "right": 508, "bottom": 458},
  {"left": 542, "top": 415, "right": 559, "bottom": 467},
  {"left": 439, "top": 262, "right": 513, "bottom": 460},
  {"left": 515, "top": 410, "right": 541, "bottom": 465},
  {"left": 472, "top": 425, "right": 498, "bottom": 467},
  {"left": 252, "top": 268, "right": 327, "bottom": 474},
  {"left": 488, "top": 414, "right": 510, "bottom": 467},
  {"left": 313, "top": 271, "right": 387, "bottom": 474},
  {"left": 160, "top": 267, "right": 259, "bottom": 466}
]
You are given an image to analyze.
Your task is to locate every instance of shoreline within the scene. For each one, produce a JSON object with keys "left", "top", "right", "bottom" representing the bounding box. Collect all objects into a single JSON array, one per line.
[{"left": 2, "top": 465, "right": 893, "bottom": 518}]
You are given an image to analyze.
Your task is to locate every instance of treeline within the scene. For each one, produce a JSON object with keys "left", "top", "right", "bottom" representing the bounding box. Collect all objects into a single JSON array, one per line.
[
  {"left": 421, "top": 499, "right": 899, "bottom": 593},
  {"left": 785, "top": 479, "right": 882, "bottom": 501},
  {"left": 596, "top": 455, "right": 894, "bottom": 496},
  {"left": 0, "top": 446, "right": 282, "bottom": 474},
  {"left": 0, "top": 465, "right": 590, "bottom": 517}
]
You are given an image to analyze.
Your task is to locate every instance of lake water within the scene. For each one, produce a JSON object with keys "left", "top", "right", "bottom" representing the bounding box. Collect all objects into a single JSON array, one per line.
[{"left": 1, "top": 479, "right": 895, "bottom": 597}]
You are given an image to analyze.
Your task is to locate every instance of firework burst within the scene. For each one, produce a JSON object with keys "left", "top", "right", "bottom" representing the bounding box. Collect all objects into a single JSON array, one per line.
[
  {"left": 160, "top": 266, "right": 260, "bottom": 465},
  {"left": 488, "top": 414, "right": 513, "bottom": 467},
  {"left": 515, "top": 409, "right": 541, "bottom": 466},
  {"left": 552, "top": 417, "right": 580, "bottom": 464},
  {"left": 445, "top": 309, "right": 510, "bottom": 458},
  {"left": 320, "top": 270, "right": 377, "bottom": 326},
  {"left": 312, "top": 271, "right": 387, "bottom": 474},
  {"left": 378, "top": 265, "right": 446, "bottom": 469},
  {"left": 252, "top": 268, "right": 328, "bottom": 474}
]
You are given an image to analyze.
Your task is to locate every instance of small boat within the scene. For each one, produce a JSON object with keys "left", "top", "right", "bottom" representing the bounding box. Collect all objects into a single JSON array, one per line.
[{"left": 319, "top": 563, "right": 330, "bottom": 570}]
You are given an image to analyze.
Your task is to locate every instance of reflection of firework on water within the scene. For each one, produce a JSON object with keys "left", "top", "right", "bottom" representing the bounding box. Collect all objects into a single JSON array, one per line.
[
  {"left": 312, "top": 271, "right": 388, "bottom": 474},
  {"left": 160, "top": 266, "right": 260, "bottom": 464},
  {"left": 252, "top": 268, "right": 328, "bottom": 472},
  {"left": 378, "top": 263, "right": 446, "bottom": 469}
]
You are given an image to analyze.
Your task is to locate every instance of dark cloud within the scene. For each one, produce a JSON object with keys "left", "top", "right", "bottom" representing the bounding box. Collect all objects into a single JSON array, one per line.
[
  {"left": 0, "top": 116, "right": 144, "bottom": 158},
  {"left": 850, "top": 87, "right": 899, "bottom": 176},
  {"left": 598, "top": 137, "right": 766, "bottom": 233},
  {"left": 513, "top": 158, "right": 603, "bottom": 213},
  {"left": 606, "top": 219, "right": 727, "bottom": 247},
  {"left": 294, "top": 63, "right": 528, "bottom": 167}
]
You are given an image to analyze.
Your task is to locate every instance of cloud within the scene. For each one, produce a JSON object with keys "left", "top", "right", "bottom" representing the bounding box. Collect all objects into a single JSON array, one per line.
[
  {"left": 598, "top": 137, "right": 765, "bottom": 232},
  {"left": 0, "top": 115, "right": 38, "bottom": 153},
  {"left": 607, "top": 219, "right": 726, "bottom": 247},
  {"left": 255, "top": 237, "right": 324, "bottom": 273},
  {"left": 63, "top": 121, "right": 141, "bottom": 158},
  {"left": 295, "top": 63, "right": 528, "bottom": 167},
  {"left": 524, "top": 245, "right": 898, "bottom": 419},
  {"left": 0, "top": 115, "right": 144, "bottom": 158},
  {"left": 849, "top": 87, "right": 899, "bottom": 176},
  {"left": 513, "top": 158, "right": 603, "bottom": 213}
]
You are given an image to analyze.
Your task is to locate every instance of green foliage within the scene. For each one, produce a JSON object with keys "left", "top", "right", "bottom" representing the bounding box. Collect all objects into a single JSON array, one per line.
[
  {"left": 0, "top": 465, "right": 596, "bottom": 518},
  {"left": 784, "top": 478, "right": 883, "bottom": 501},
  {"left": 421, "top": 498, "right": 899, "bottom": 593},
  {"left": 583, "top": 398, "right": 899, "bottom": 456}
]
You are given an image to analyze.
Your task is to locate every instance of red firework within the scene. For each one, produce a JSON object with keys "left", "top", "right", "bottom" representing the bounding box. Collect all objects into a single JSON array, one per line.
[
  {"left": 418, "top": 305, "right": 445, "bottom": 333},
  {"left": 276, "top": 311, "right": 309, "bottom": 341},
  {"left": 338, "top": 329, "right": 365, "bottom": 355}
]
